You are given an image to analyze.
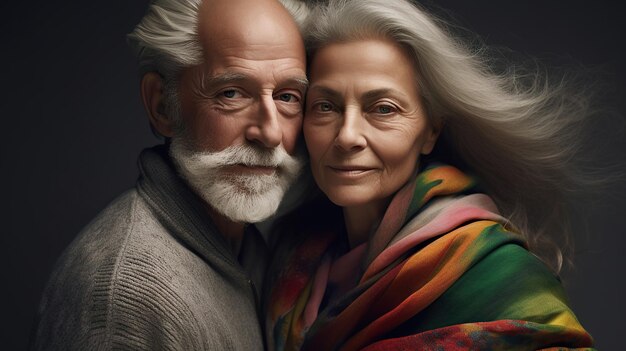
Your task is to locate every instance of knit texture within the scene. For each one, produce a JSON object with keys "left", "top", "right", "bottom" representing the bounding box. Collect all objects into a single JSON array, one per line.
[{"left": 31, "top": 145, "right": 266, "bottom": 350}]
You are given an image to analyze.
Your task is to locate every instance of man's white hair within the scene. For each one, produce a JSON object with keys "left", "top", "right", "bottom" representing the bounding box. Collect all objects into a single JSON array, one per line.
[{"left": 127, "top": 0, "right": 308, "bottom": 81}]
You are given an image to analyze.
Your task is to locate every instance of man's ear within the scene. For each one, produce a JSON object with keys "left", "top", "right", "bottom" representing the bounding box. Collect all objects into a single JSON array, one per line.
[{"left": 141, "top": 72, "right": 176, "bottom": 138}]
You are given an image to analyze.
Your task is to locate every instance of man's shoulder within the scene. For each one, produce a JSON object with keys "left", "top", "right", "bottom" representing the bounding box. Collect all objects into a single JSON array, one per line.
[
  {"left": 54, "top": 189, "right": 160, "bottom": 271},
  {"left": 32, "top": 187, "right": 266, "bottom": 350},
  {"left": 41, "top": 187, "right": 196, "bottom": 295},
  {"left": 82, "top": 188, "right": 152, "bottom": 239},
  {"left": 32, "top": 189, "right": 210, "bottom": 349}
]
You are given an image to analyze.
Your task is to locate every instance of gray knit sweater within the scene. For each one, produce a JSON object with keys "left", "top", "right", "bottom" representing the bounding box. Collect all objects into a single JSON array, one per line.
[{"left": 31, "top": 146, "right": 267, "bottom": 350}]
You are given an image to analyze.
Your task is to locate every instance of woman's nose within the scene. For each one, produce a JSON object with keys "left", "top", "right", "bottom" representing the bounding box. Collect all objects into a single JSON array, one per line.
[{"left": 334, "top": 107, "right": 367, "bottom": 152}]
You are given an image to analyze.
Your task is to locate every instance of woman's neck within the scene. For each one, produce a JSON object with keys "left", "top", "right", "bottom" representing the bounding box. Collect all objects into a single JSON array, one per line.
[{"left": 343, "top": 199, "right": 389, "bottom": 249}]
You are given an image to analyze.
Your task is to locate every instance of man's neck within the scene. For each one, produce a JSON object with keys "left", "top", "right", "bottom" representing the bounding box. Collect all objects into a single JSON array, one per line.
[{"left": 203, "top": 203, "right": 246, "bottom": 256}]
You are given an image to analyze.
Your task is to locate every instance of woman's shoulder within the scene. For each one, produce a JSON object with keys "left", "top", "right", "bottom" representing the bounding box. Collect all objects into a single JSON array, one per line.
[{"left": 400, "top": 240, "right": 580, "bottom": 334}]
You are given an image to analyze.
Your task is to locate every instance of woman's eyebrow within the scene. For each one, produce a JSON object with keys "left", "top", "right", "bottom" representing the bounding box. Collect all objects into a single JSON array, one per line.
[
  {"left": 362, "top": 88, "right": 406, "bottom": 101},
  {"left": 308, "top": 85, "right": 342, "bottom": 99},
  {"left": 308, "top": 86, "right": 407, "bottom": 101}
]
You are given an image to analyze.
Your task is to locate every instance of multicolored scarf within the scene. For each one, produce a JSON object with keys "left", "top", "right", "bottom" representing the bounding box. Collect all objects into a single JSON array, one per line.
[{"left": 266, "top": 165, "right": 594, "bottom": 350}]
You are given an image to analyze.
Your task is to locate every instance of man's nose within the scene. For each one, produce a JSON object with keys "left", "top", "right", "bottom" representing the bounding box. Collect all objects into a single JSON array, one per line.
[{"left": 245, "top": 96, "right": 283, "bottom": 149}]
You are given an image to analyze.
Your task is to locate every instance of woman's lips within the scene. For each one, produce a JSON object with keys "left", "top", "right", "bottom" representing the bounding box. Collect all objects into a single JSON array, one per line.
[{"left": 328, "top": 165, "right": 375, "bottom": 177}]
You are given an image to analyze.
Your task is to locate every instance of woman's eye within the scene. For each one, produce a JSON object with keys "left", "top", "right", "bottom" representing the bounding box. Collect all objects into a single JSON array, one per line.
[
  {"left": 375, "top": 105, "right": 394, "bottom": 114},
  {"left": 315, "top": 102, "right": 333, "bottom": 112}
]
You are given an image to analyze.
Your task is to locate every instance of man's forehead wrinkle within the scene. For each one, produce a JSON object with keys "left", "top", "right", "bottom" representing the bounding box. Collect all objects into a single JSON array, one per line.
[
  {"left": 202, "top": 56, "right": 305, "bottom": 74},
  {"left": 202, "top": 49, "right": 305, "bottom": 74},
  {"left": 208, "top": 45, "right": 306, "bottom": 62},
  {"left": 201, "top": 36, "right": 304, "bottom": 62}
]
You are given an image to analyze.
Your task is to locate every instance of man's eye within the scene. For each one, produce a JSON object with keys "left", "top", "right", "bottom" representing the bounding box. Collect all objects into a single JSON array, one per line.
[
  {"left": 277, "top": 93, "right": 299, "bottom": 103},
  {"left": 221, "top": 89, "right": 239, "bottom": 98}
]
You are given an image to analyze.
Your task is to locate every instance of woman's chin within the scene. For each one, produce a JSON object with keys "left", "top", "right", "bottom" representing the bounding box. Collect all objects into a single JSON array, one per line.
[{"left": 323, "top": 190, "right": 380, "bottom": 209}]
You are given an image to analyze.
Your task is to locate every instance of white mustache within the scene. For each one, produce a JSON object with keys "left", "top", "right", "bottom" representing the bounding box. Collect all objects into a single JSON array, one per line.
[
  {"left": 169, "top": 138, "right": 304, "bottom": 222},
  {"left": 187, "top": 144, "right": 295, "bottom": 169},
  {"left": 170, "top": 139, "right": 304, "bottom": 181}
]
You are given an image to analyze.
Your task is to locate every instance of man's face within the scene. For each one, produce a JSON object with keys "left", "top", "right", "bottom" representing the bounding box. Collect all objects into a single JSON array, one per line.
[
  {"left": 168, "top": 0, "right": 307, "bottom": 223},
  {"left": 176, "top": 0, "right": 307, "bottom": 156}
]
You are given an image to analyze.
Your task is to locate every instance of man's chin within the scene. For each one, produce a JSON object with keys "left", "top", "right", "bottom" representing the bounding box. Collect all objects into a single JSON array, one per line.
[
  {"left": 199, "top": 181, "right": 287, "bottom": 223},
  {"left": 220, "top": 164, "right": 279, "bottom": 177},
  {"left": 220, "top": 173, "right": 281, "bottom": 194}
]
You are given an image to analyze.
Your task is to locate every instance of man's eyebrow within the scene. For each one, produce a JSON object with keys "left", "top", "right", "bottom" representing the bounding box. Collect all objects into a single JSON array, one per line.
[
  {"left": 199, "top": 72, "right": 249, "bottom": 90},
  {"left": 283, "top": 76, "right": 309, "bottom": 91},
  {"left": 197, "top": 73, "right": 309, "bottom": 92}
]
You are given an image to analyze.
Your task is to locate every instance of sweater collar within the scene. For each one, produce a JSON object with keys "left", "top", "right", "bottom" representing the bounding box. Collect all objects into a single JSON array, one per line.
[{"left": 135, "top": 144, "right": 249, "bottom": 281}]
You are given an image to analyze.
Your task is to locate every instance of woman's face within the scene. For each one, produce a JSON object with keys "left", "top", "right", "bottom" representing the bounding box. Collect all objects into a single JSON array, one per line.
[{"left": 304, "top": 39, "right": 439, "bottom": 209}]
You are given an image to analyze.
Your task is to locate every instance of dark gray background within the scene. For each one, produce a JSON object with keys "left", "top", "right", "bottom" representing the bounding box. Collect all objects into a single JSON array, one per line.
[{"left": 2, "top": 0, "right": 624, "bottom": 349}]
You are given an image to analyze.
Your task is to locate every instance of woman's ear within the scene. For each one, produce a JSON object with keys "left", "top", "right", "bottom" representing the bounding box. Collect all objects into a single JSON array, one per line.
[
  {"left": 420, "top": 119, "right": 443, "bottom": 155},
  {"left": 141, "top": 72, "right": 176, "bottom": 138}
]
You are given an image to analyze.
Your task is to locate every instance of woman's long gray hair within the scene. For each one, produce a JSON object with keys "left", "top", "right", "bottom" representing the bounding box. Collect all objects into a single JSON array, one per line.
[{"left": 305, "top": 0, "right": 600, "bottom": 272}]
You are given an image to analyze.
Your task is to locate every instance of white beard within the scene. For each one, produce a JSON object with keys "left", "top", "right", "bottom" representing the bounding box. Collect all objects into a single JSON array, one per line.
[{"left": 169, "top": 138, "right": 303, "bottom": 223}]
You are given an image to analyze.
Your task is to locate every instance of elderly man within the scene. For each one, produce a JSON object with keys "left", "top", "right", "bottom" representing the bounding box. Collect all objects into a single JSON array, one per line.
[{"left": 31, "top": 0, "right": 307, "bottom": 349}]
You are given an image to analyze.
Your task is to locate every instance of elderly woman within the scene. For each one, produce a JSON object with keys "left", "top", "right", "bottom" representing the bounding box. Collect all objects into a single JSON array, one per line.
[{"left": 265, "top": 0, "right": 595, "bottom": 350}]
